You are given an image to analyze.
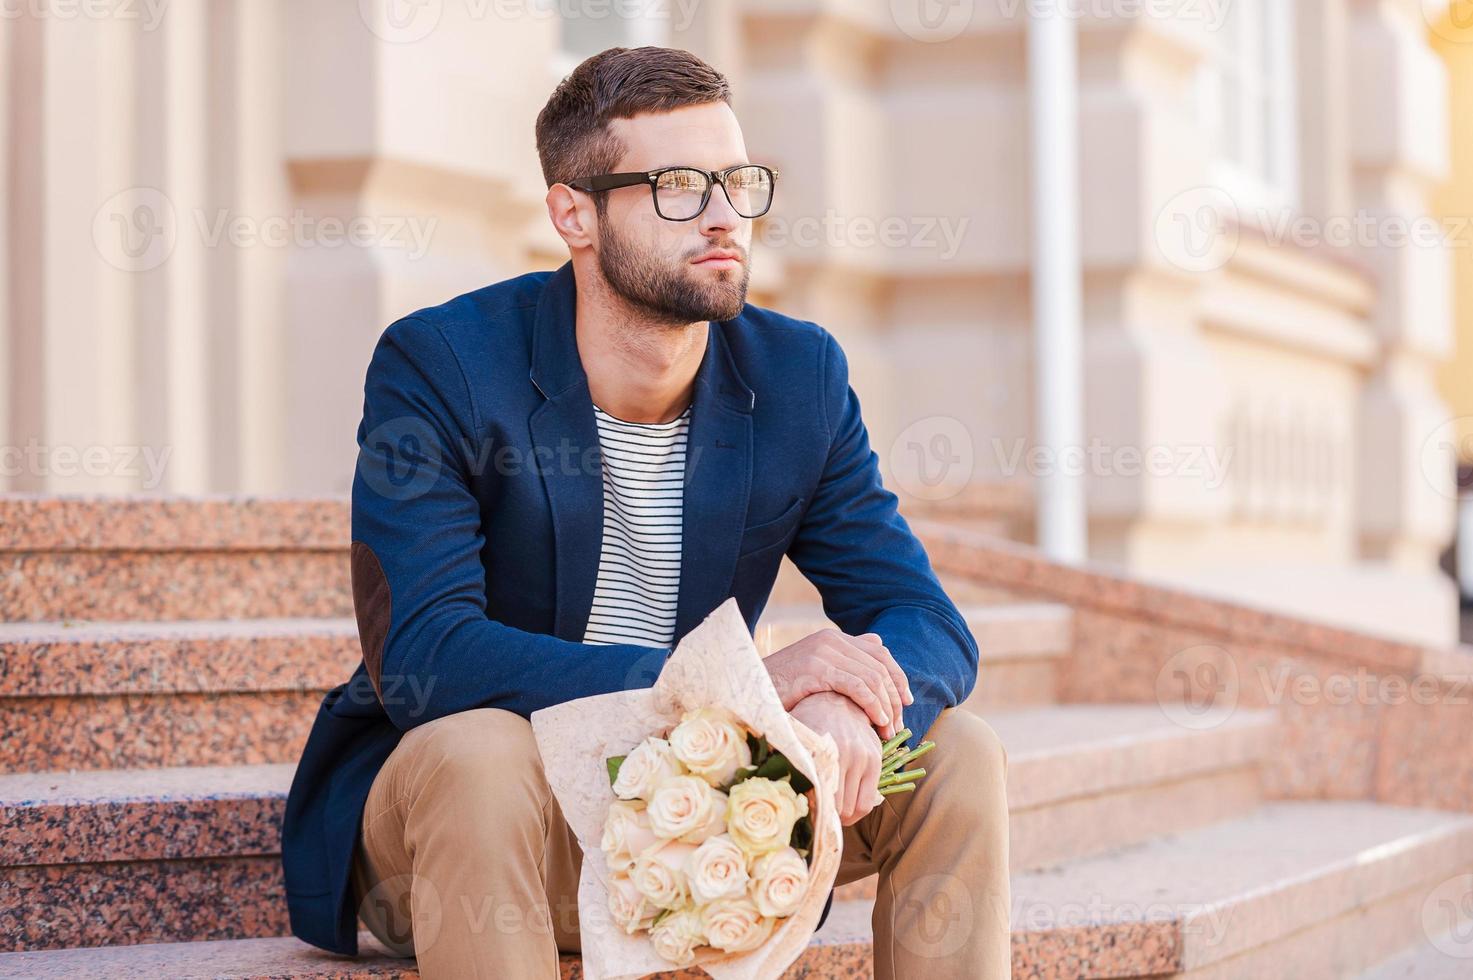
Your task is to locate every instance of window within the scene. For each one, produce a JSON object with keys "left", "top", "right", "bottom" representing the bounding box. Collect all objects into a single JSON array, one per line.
[{"left": 1196, "top": 0, "right": 1300, "bottom": 211}]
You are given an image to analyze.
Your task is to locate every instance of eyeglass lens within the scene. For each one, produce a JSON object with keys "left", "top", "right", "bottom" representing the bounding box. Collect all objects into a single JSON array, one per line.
[{"left": 654, "top": 167, "right": 773, "bottom": 220}]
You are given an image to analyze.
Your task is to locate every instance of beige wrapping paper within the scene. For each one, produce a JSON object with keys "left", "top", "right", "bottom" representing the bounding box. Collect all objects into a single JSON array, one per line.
[{"left": 530, "top": 597, "right": 844, "bottom": 980}]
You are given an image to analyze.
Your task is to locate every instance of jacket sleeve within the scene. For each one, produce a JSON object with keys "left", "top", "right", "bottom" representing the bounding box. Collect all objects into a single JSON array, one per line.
[
  {"left": 784, "top": 328, "right": 980, "bottom": 742},
  {"left": 349, "top": 315, "right": 672, "bottom": 730}
]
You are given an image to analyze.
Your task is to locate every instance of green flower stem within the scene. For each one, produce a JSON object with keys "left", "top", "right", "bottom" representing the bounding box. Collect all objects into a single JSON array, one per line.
[
  {"left": 910, "top": 739, "right": 936, "bottom": 760},
  {"left": 879, "top": 728, "right": 913, "bottom": 758},
  {"left": 872, "top": 742, "right": 930, "bottom": 772},
  {"left": 877, "top": 767, "right": 926, "bottom": 789},
  {"left": 881, "top": 745, "right": 908, "bottom": 767},
  {"left": 874, "top": 733, "right": 935, "bottom": 797},
  {"left": 881, "top": 740, "right": 935, "bottom": 776}
]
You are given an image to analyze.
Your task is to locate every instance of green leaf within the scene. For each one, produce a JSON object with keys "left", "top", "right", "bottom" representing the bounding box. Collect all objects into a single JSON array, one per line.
[
  {"left": 753, "top": 752, "right": 792, "bottom": 781},
  {"left": 606, "top": 755, "right": 627, "bottom": 789},
  {"left": 754, "top": 733, "right": 772, "bottom": 765},
  {"left": 726, "top": 765, "right": 759, "bottom": 790},
  {"left": 790, "top": 814, "right": 814, "bottom": 856}
]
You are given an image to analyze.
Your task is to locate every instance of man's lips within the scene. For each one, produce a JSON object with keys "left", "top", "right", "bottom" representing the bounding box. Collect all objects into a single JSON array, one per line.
[{"left": 693, "top": 250, "right": 742, "bottom": 268}]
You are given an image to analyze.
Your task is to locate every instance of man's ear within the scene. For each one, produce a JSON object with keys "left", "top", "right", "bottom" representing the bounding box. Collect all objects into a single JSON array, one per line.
[{"left": 546, "top": 184, "right": 596, "bottom": 249}]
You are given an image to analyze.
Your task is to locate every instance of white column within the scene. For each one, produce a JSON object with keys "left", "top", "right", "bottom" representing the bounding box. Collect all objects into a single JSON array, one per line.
[{"left": 1028, "top": 9, "right": 1086, "bottom": 562}]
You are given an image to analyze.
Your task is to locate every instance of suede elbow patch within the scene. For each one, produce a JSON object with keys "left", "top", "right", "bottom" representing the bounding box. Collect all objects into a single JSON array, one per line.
[{"left": 350, "top": 540, "right": 392, "bottom": 703}]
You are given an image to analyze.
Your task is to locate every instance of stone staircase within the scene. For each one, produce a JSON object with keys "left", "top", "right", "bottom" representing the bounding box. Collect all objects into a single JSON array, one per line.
[{"left": 2, "top": 496, "right": 1472, "bottom": 977}]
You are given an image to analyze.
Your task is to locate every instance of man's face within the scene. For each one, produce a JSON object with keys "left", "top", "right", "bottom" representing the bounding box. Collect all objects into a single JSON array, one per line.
[{"left": 593, "top": 102, "right": 755, "bottom": 326}]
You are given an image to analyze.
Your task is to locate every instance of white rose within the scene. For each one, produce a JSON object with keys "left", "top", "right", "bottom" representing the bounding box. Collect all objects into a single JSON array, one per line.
[
  {"left": 669, "top": 707, "right": 753, "bottom": 786},
  {"left": 685, "top": 833, "right": 750, "bottom": 905},
  {"left": 607, "top": 870, "right": 658, "bottom": 935},
  {"left": 648, "top": 774, "right": 728, "bottom": 844},
  {"left": 613, "top": 736, "right": 684, "bottom": 801},
  {"left": 601, "top": 799, "right": 660, "bottom": 874},
  {"left": 649, "top": 907, "right": 704, "bottom": 967},
  {"left": 749, "top": 846, "right": 810, "bottom": 918},
  {"left": 699, "top": 895, "right": 776, "bottom": 953},
  {"left": 725, "top": 777, "right": 810, "bottom": 859},
  {"left": 632, "top": 838, "right": 698, "bottom": 910}
]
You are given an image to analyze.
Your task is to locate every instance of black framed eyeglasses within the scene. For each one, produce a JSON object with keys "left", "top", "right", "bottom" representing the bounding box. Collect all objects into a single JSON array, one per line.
[{"left": 567, "top": 164, "right": 779, "bottom": 221}]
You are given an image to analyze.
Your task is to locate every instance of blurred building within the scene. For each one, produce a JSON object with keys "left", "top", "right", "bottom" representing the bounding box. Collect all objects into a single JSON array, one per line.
[
  {"left": 0, "top": 0, "right": 1464, "bottom": 644},
  {"left": 1430, "top": 5, "right": 1473, "bottom": 636}
]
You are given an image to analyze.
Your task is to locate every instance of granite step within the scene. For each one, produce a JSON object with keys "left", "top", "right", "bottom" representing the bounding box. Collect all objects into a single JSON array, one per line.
[
  {"left": 0, "top": 495, "right": 1014, "bottom": 623},
  {"left": 2, "top": 801, "right": 1468, "bottom": 977},
  {"left": 0, "top": 549, "right": 352, "bottom": 622},
  {"left": 0, "top": 619, "right": 359, "bottom": 772},
  {"left": 0, "top": 703, "right": 1274, "bottom": 951},
  {"left": 0, "top": 495, "right": 351, "bottom": 622},
  {"left": 0, "top": 706, "right": 1266, "bottom": 869},
  {"left": 0, "top": 911, "right": 874, "bottom": 979},
  {"left": 1351, "top": 868, "right": 1473, "bottom": 978},
  {"left": 0, "top": 764, "right": 292, "bottom": 951},
  {"left": 1007, "top": 801, "right": 1473, "bottom": 978},
  {"left": 0, "top": 932, "right": 423, "bottom": 979},
  {"left": 0, "top": 603, "right": 1065, "bottom": 701},
  {"left": 0, "top": 603, "right": 1071, "bottom": 772},
  {"left": 0, "top": 619, "right": 361, "bottom": 697},
  {"left": 1357, "top": 929, "right": 1473, "bottom": 979},
  {"left": 836, "top": 701, "right": 1276, "bottom": 902},
  {"left": 991, "top": 702, "right": 1275, "bottom": 872}
]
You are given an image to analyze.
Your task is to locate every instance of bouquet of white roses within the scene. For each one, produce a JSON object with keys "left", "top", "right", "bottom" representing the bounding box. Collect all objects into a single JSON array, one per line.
[
  {"left": 530, "top": 598, "right": 841, "bottom": 980},
  {"left": 601, "top": 706, "right": 933, "bottom": 968},
  {"left": 602, "top": 707, "right": 817, "bottom": 965},
  {"left": 531, "top": 598, "right": 932, "bottom": 979}
]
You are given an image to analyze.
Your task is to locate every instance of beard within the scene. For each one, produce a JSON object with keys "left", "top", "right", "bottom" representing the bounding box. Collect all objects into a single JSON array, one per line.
[{"left": 596, "top": 218, "right": 750, "bottom": 326}]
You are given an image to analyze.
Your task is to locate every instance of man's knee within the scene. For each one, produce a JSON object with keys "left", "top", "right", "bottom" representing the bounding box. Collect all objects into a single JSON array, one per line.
[
  {"left": 930, "top": 708, "right": 1009, "bottom": 796},
  {"left": 396, "top": 707, "right": 550, "bottom": 818},
  {"left": 402, "top": 706, "right": 538, "bottom": 757}
]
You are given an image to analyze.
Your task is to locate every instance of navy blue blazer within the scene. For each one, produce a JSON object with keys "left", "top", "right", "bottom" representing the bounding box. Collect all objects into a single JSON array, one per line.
[{"left": 281, "top": 260, "right": 980, "bottom": 955}]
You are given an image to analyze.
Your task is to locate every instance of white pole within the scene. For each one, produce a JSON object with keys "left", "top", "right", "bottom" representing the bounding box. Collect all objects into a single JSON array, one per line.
[{"left": 1028, "top": 8, "right": 1087, "bottom": 562}]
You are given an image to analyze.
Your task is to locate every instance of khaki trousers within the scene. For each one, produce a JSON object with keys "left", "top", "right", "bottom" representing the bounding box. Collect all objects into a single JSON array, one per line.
[{"left": 350, "top": 704, "right": 1011, "bottom": 979}]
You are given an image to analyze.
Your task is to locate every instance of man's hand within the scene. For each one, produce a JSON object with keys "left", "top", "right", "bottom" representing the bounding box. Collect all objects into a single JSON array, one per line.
[
  {"left": 765, "top": 628, "right": 912, "bottom": 739},
  {"left": 790, "top": 691, "right": 884, "bottom": 826}
]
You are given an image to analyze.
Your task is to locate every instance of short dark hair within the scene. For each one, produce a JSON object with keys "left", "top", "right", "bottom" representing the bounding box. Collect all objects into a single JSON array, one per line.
[{"left": 535, "top": 46, "right": 731, "bottom": 195}]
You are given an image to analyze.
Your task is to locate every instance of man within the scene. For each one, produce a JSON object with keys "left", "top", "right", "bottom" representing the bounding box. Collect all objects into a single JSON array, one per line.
[{"left": 281, "top": 45, "right": 1011, "bottom": 979}]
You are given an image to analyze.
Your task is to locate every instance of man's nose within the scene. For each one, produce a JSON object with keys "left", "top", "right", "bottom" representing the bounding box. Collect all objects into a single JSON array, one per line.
[{"left": 698, "top": 181, "right": 742, "bottom": 235}]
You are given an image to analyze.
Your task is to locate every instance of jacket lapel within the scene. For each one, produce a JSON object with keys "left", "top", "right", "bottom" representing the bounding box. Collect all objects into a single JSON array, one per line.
[
  {"left": 671, "top": 334, "right": 754, "bottom": 645},
  {"left": 527, "top": 262, "right": 756, "bottom": 647}
]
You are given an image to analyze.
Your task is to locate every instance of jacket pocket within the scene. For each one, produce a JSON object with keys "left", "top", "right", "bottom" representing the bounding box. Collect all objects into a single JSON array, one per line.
[{"left": 737, "top": 496, "right": 805, "bottom": 558}]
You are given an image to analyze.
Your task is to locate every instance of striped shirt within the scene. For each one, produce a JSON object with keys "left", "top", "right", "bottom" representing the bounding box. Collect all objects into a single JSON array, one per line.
[{"left": 581, "top": 401, "right": 692, "bottom": 648}]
